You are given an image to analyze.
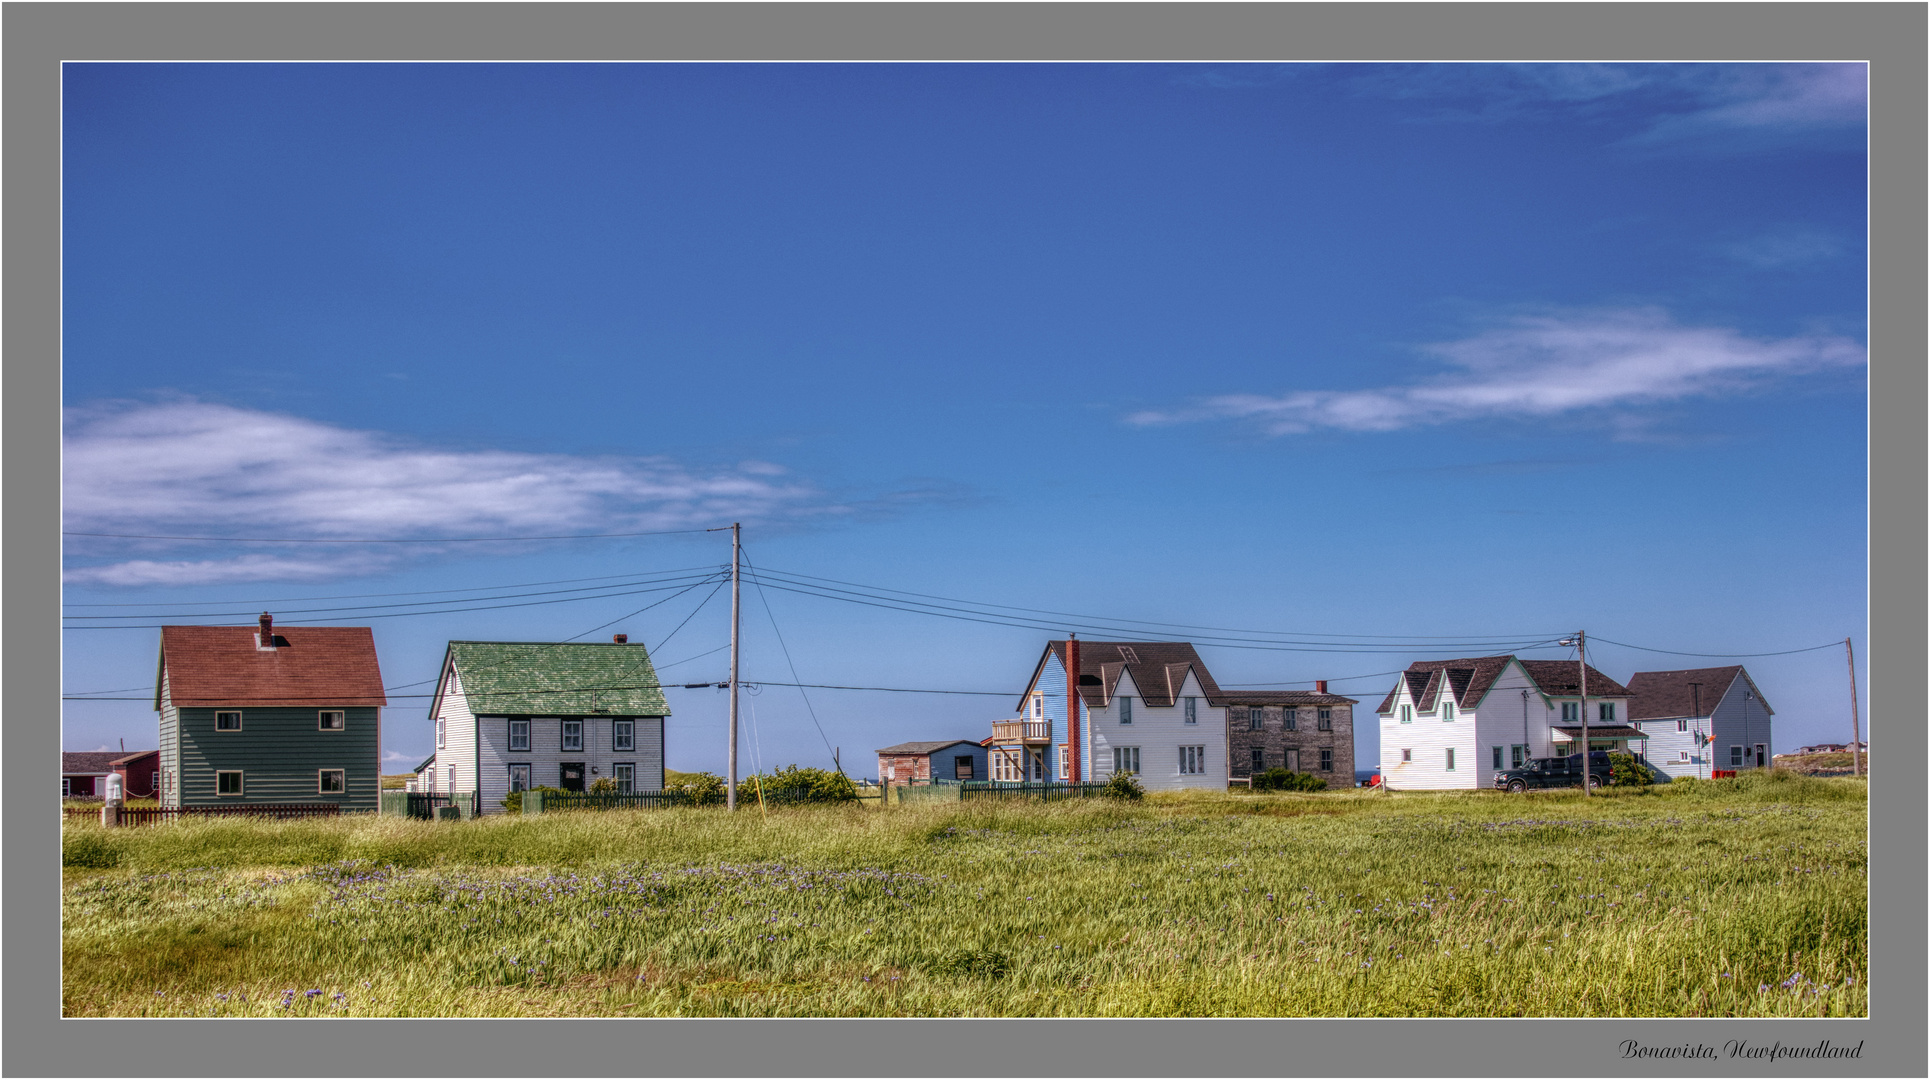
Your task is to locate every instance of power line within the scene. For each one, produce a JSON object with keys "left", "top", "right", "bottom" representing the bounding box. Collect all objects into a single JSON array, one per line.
[
  {"left": 735, "top": 680, "right": 1012, "bottom": 697},
  {"left": 1586, "top": 636, "right": 1847, "bottom": 659},
  {"left": 60, "top": 567, "right": 723, "bottom": 606},
  {"left": 740, "top": 546, "right": 837, "bottom": 764},
  {"left": 61, "top": 570, "right": 724, "bottom": 620},
  {"left": 648, "top": 579, "right": 728, "bottom": 654},
  {"left": 63, "top": 527, "right": 715, "bottom": 544},
  {"left": 559, "top": 578, "right": 717, "bottom": 644}
]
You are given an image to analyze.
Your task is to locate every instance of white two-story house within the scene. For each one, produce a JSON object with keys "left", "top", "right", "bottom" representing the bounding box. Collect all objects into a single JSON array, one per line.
[
  {"left": 1376, "top": 655, "right": 1636, "bottom": 791},
  {"left": 991, "top": 640, "right": 1230, "bottom": 792}
]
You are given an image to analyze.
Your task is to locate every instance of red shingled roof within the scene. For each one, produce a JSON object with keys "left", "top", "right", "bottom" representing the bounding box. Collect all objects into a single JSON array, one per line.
[{"left": 156, "top": 625, "right": 387, "bottom": 708}]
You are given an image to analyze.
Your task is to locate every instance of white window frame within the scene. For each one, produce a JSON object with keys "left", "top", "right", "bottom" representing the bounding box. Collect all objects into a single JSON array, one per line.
[
  {"left": 436, "top": 718, "right": 446, "bottom": 749},
  {"left": 216, "top": 770, "right": 244, "bottom": 797},
  {"left": 561, "top": 719, "right": 583, "bottom": 752},
  {"left": 1184, "top": 697, "right": 1197, "bottom": 724},
  {"left": 1677, "top": 718, "right": 1689, "bottom": 733},
  {"left": 1057, "top": 744, "right": 1069, "bottom": 779},
  {"left": 613, "top": 719, "right": 635, "bottom": 751},
  {"left": 216, "top": 710, "right": 243, "bottom": 732},
  {"left": 1730, "top": 745, "right": 1744, "bottom": 767},
  {"left": 1445, "top": 747, "right": 1456, "bottom": 771},
  {"left": 1511, "top": 744, "right": 1528, "bottom": 769},
  {"left": 1678, "top": 750, "right": 1690, "bottom": 763},
  {"left": 508, "top": 719, "right": 530, "bottom": 751},
  {"left": 1179, "top": 745, "right": 1206, "bottom": 775},
  {"left": 318, "top": 710, "right": 346, "bottom": 731},
  {"left": 508, "top": 764, "right": 532, "bottom": 792},
  {"left": 1029, "top": 693, "right": 1044, "bottom": 720},
  {"left": 318, "top": 769, "right": 346, "bottom": 794},
  {"left": 1118, "top": 697, "right": 1133, "bottom": 724},
  {"left": 614, "top": 763, "right": 635, "bottom": 794},
  {"left": 1400, "top": 748, "right": 1412, "bottom": 763}
]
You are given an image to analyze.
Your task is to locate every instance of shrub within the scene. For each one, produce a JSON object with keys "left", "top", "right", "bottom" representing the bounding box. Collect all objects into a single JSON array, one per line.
[
  {"left": 744, "top": 765, "right": 857, "bottom": 805},
  {"left": 1101, "top": 772, "right": 1145, "bottom": 801},
  {"left": 1250, "top": 768, "right": 1327, "bottom": 793},
  {"left": 1609, "top": 753, "right": 1652, "bottom": 788},
  {"left": 672, "top": 772, "right": 726, "bottom": 806},
  {"left": 588, "top": 776, "right": 620, "bottom": 795}
]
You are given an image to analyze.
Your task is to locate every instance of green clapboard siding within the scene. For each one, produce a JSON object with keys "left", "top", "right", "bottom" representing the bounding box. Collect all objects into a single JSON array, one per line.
[{"left": 174, "top": 706, "right": 380, "bottom": 810}]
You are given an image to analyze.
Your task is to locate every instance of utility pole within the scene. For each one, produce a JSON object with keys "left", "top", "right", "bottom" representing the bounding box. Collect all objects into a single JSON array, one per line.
[
  {"left": 1845, "top": 637, "right": 1862, "bottom": 778},
  {"left": 1689, "top": 682, "right": 1703, "bottom": 780},
  {"left": 1560, "top": 631, "right": 1592, "bottom": 796},
  {"left": 708, "top": 522, "right": 743, "bottom": 810}
]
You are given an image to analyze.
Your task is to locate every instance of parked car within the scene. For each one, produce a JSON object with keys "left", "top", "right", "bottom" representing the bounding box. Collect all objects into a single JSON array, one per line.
[{"left": 1493, "top": 751, "right": 1613, "bottom": 793}]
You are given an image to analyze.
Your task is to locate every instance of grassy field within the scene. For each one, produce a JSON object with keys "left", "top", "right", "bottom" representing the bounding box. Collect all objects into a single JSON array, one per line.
[{"left": 61, "top": 771, "right": 1865, "bottom": 1018}]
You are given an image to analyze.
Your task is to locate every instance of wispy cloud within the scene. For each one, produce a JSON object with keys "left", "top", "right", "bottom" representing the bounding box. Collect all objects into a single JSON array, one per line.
[
  {"left": 1127, "top": 308, "right": 1864, "bottom": 437},
  {"left": 63, "top": 401, "right": 876, "bottom": 585},
  {"left": 1721, "top": 225, "right": 1850, "bottom": 270}
]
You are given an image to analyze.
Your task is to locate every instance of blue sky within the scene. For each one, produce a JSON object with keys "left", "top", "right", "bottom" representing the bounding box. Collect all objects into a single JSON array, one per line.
[{"left": 61, "top": 63, "right": 1868, "bottom": 774}]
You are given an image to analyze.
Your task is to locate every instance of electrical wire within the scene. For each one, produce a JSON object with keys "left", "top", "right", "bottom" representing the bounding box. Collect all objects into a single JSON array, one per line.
[
  {"left": 740, "top": 547, "right": 838, "bottom": 763},
  {"left": 60, "top": 567, "right": 723, "bottom": 606},
  {"left": 61, "top": 570, "right": 724, "bottom": 620},
  {"left": 1587, "top": 636, "right": 1848, "bottom": 659},
  {"left": 63, "top": 527, "right": 715, "bottom": 543},
  {"left": 648, "top": 579, "right": 728, "bottom": 654}
]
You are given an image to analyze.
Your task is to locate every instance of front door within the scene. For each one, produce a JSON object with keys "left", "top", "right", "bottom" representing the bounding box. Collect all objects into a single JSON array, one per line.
[
  {"left": 1285, "top": 748, "right": 1300, "bottom": 773},
  {"left": 1754, "top": 744, "right": 1767, "bottom": 768},
  {"left": 559, "top": 763, "right": 586, "bottom": 792}
]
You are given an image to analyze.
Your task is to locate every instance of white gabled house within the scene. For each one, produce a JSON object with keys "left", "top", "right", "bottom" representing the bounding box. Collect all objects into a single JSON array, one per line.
[{"left": 1376, "top": 656, "right": 1636, "bottom": 791}]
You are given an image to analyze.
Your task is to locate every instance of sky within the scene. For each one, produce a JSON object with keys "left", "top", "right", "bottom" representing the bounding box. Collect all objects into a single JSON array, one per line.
[{"left": 60, "top": 62, "right": 1868, "bottom": 776}]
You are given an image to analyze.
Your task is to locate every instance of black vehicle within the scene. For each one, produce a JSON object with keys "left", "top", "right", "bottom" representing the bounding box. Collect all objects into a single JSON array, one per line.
[{"left": 1493, "top": 750, "right": 1613, "bottom": 793}]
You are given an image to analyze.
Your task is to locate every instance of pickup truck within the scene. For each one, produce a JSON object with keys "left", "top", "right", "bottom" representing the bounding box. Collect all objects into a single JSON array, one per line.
[{"left": 1492, "top": 751, "right": 1613, "bottom": 793}]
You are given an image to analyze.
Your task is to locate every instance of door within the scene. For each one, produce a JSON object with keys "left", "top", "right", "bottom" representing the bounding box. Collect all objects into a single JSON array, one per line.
[
  {"left": 1285, "top": 748, "right": 1300, "bottom": 773},
  {"left": 559, "top": 763, "right": 586, "bottom": 792},
  {"left": 1754, "top": 744, "right": 1766, "bottom": 768}
]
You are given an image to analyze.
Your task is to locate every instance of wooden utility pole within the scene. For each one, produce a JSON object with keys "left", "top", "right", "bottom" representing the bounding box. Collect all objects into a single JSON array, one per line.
[
  {"left": 1562, "top": 631, "right": 1593, "bottom": 796},
  {"left": 1846, "top": 637, "right": 1862, "bottom": 778},
  {"left": 708, "top": 523, "right": 744, "bottom": 810}
]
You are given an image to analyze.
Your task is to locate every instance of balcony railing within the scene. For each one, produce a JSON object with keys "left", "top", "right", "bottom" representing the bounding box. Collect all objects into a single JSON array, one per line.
[{"left": 990, "top": 719, "right": 1051, "bottom": 743}]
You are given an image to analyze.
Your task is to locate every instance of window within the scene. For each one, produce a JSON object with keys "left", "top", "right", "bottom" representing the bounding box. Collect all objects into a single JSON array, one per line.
[
  {"left": 508, "top": 764, "right": 531, "bottom": 792},
  {"left": 1730, "top": 745, "right": 1744, "bottom": 767},
  {"left": 1678, "top": 751, "right": 1690, "bottom": 763},
  {"left": 62, "top": 778, "right": 72, "bottom": 798},
  {"left": 318, "top": 769, "right": 346, "bottom": 794},
  {"left": 1184, "top": 697, "right": 1197, "bottom": 724},
  {"left": 216, "top": 711, "right": 242, "bottom": 731},
  {"left": 614, "top": 763, "right": 635, "bottom": 794},
  {"left": 1599, "top": 703, "right": 1616, "bottom": 722},
  {"left": 1319, "top": 709, "right": 1334, "bottom": 732},
  {"left": 1113, "top": 746, "right": 1139, "bottom": 775},
  {"left": 1058, "top": 744, "right": 1069, "bottom": 779},
  {"left": 1399, "top": 705, "right": 1412, "bottom": 723},
  {"left": 1400, "top": 748, "right": 1412, "bottom": 763},
  {"left": 953, "top": 755, "right": 974, "bottom": 781},
  {"left": 1492, "top": 746, "right": 1504, "bottom": 770},
  {"left": 445, "top": 767, "right": 454, "bottom": 792},
  {"left": 613, "top": 720, "right": 635, "bottom": 751},
  {"left": 1561, "top": 702, "right": 1579, "bottom": 721},
  {"left": 1029, "top": 693, "right": 1043, "bottom": 720},
  {"left": 1445, "top": 747, "right": 1456, "bottom": 771},
  {"left": 436, "top": 718, "right": 446, "bottom": 748},
  {"left": 1441, "top": 701, "right": 1455, "bottom": 721},
  {"left": 1248, "top": 707, "right": 1263, "bottom": 731},
  {"left": 319, "top": 710, "right": 345, "bottom": 731},
  {"left": 1319, "top": 749, "right": 1333, "bottom": 772},
  {"left": 1676, "top": 718, "right": 1689, "bottom": 733},
  {"left": 561, "top": 720, "right": 583, "bottom": 751},
  {"left": 509, "top": 720, "right": 530, "bottom": 751},
  {"left": 1283, "top": 708, "right": 1298, "bottom": 731},
  {"left": 1119, "top": 697, "right": 1133, "bottom": 724},
  {"left": 1179, "top": 746, "right": 1206, "bottom": 775},
  {"left": 992, "top": 751, "right": 1018, "bottom": 782},
  {"left": 216, "top": 771, "right": 243, "bottom": 796},
  {"left": 1511, "top": 744, "right": 1528, "bottom": 769},
  {"left": 1250, "top": 748, "right": 1265, "bottom": 773}
]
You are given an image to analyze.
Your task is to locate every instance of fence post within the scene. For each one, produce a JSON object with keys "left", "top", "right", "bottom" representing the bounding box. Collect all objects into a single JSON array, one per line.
[
  {"left": 101, "top": 801, "right": 120, "bottom": 828},
  {"left": 524, "top": 790, "right": 544, "bottom": 816}
]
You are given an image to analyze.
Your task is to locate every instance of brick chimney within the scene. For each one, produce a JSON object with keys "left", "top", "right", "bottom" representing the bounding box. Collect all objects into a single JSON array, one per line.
[
  {"left": 258, "top": 612, "right": 275, "bottom": 651},
  {"left": 1315, "top": 680, "right": 1327, "bottom": 694},
  {"left": 613, "top": 634, "right": 628, "bottom": 644},
  {"left": 1065, "top": 636, "right": 1081, "bottom": 783}
]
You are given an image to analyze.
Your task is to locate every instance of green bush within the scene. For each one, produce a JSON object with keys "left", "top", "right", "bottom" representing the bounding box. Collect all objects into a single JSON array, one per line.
[
  {"left": 1101, "top": 772, "right": 1145, "bottom": 800},
  {"left": 671, "top": 772, "right": 727, "bottom": 806},
  {"left": 744, "top": 765, "right": 857, "bottom": 805},
  {"left": 1250, "top": 768, "right": 1328, "bottom": 793},
  {"left": 588, "top": 776, "right": 620, "bottom": 795},
  {"left": 1609, "top": 753, "right": 1652, "bottom": 788}
]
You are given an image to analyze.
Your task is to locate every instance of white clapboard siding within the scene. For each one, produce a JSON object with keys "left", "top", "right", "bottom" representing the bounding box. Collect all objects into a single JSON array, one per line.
[{"left": 1085, "top": 668, "right": 1226, "bottom": 792}]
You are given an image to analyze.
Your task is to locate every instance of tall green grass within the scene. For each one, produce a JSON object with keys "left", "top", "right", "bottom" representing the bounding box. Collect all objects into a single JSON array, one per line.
[{"left": 62, "top": 773, "right": 1866, "bottom": 1017}]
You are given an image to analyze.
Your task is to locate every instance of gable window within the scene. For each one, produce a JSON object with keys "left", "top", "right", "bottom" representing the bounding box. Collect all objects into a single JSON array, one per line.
[
  {"left": 318, "top": 710, "right": 345, "bottom": 731},
  {"left": 1250, "top": 748, "right": 1265, "bottom": 774},
  {"left": 1317, "top": 708, "right": 1333, "bottom": 731},
  {"left": 1184, "top": 697, "right": 1197, "bottom": 724},
  {"left": 1283, "top": 708, "right": 1298, "bottom": 731},
  {"left": 1113, "top": 746, "right": 1140, "bottom": 775},
  {"left": 561, "top": 720, "right": 583, "bottom": 751},
  {"left": 1248, "top": 707, "right": 1263, "bottom": 731},
  {"left": 508, "top": 720, "right": 530, "bottom": 751},
  {"left": 953, "top": 755, "right": 975, "bottom": 780},
  {"left": 1179, "top": 745, "right": 1206, "bottom": 775},
  {"left": 1029, "top": 693, "right": 1043, "bottom": 720},
  {"left": 508, "top": 764, "right": 531, "bottom": 792},
  {"left": 216, "top": 771, "right": 243, "bottom": 796},
  {"left": 613, "top": 720, "right": 635, "bottom": 751},
  {"left": 1319, "top": 748, "right": 1333, "bottom": 772},
  {"left": 1400, "top": 748, "right": 1413, "bottom": 763},
  {"left": 1676, "top": 718, "right": 1689, "bottom": 733},
  {"left": 436, "top": 718, "right": 446, "bottom": 748},
  {"left": 1445, "top": 747, "right": 1456, "bottom": 771},
  {"left": 318, "top": 769, "right": 346, "bottom": 794},
  {"left": 1561, "top": 702, "right": 1579, "bottom": 721},
  {"left": 1598, "top": 703, "right": 1616, "bottom": 722},
  {"left": 216, "top": 711, "right": 242, "bottom": 732},
  {"left": 1441, "top": 701, "right": 1455, "bottom": 721},
  {"left": 1399, "top": 705, "right": 1412, "bottom": 723},
  {"left": 614, "top": 763, "right": 635, "bottom": 794},
  {"left": 1118, "top": 697, "right": 1133, "bottom": 724}
]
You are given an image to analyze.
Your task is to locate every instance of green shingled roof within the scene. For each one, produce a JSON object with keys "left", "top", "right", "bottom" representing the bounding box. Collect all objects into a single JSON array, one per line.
[{"left": 446, "top": 641, "right": 670, "bottom": 716}]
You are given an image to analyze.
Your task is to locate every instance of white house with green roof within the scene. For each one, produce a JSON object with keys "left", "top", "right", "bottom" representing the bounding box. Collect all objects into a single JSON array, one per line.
[{"left": 420, "top": 637, "right": 670, "bottom": 813}]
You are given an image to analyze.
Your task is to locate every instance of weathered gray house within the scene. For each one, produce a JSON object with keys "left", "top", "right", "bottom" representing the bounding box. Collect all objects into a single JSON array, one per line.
[
  {"left": 155, "top": 615, "right": 386, "bottom": 810},
  {"left": 1222, "top": 684, "right": 1358, "bottom": 782},
  {"left": 1627, "top": 665, "right": 1775, "bottom": 778},
  {"left": 419, "top": 636, "right": 669, "bottom": 813}
]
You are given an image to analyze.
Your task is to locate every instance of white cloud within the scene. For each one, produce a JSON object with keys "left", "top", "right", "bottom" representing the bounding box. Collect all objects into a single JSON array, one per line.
[
  {"left": 382, "top": 750, "right": 423, "bottom": 764},
  {"left": 1127, "top": 308, "right": 1864, "bottom": 437},
  {"left": 62, "top": 401, "right": 854, "bottom": 584},
  {"left": 1721, "top": 226, "right": 1849, "bottom": 270}
]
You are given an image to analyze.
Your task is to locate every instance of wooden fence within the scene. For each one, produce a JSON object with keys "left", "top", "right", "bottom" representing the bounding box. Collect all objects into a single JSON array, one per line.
[
  {"left": 72, "top": 804, "right": 344, "bottom": 827},
  {"left": 958, "top": 780, "right": 1113, "bottom": 803},
  {"left": 523, "top": 789, "right": 687, "bottom": 814}
]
